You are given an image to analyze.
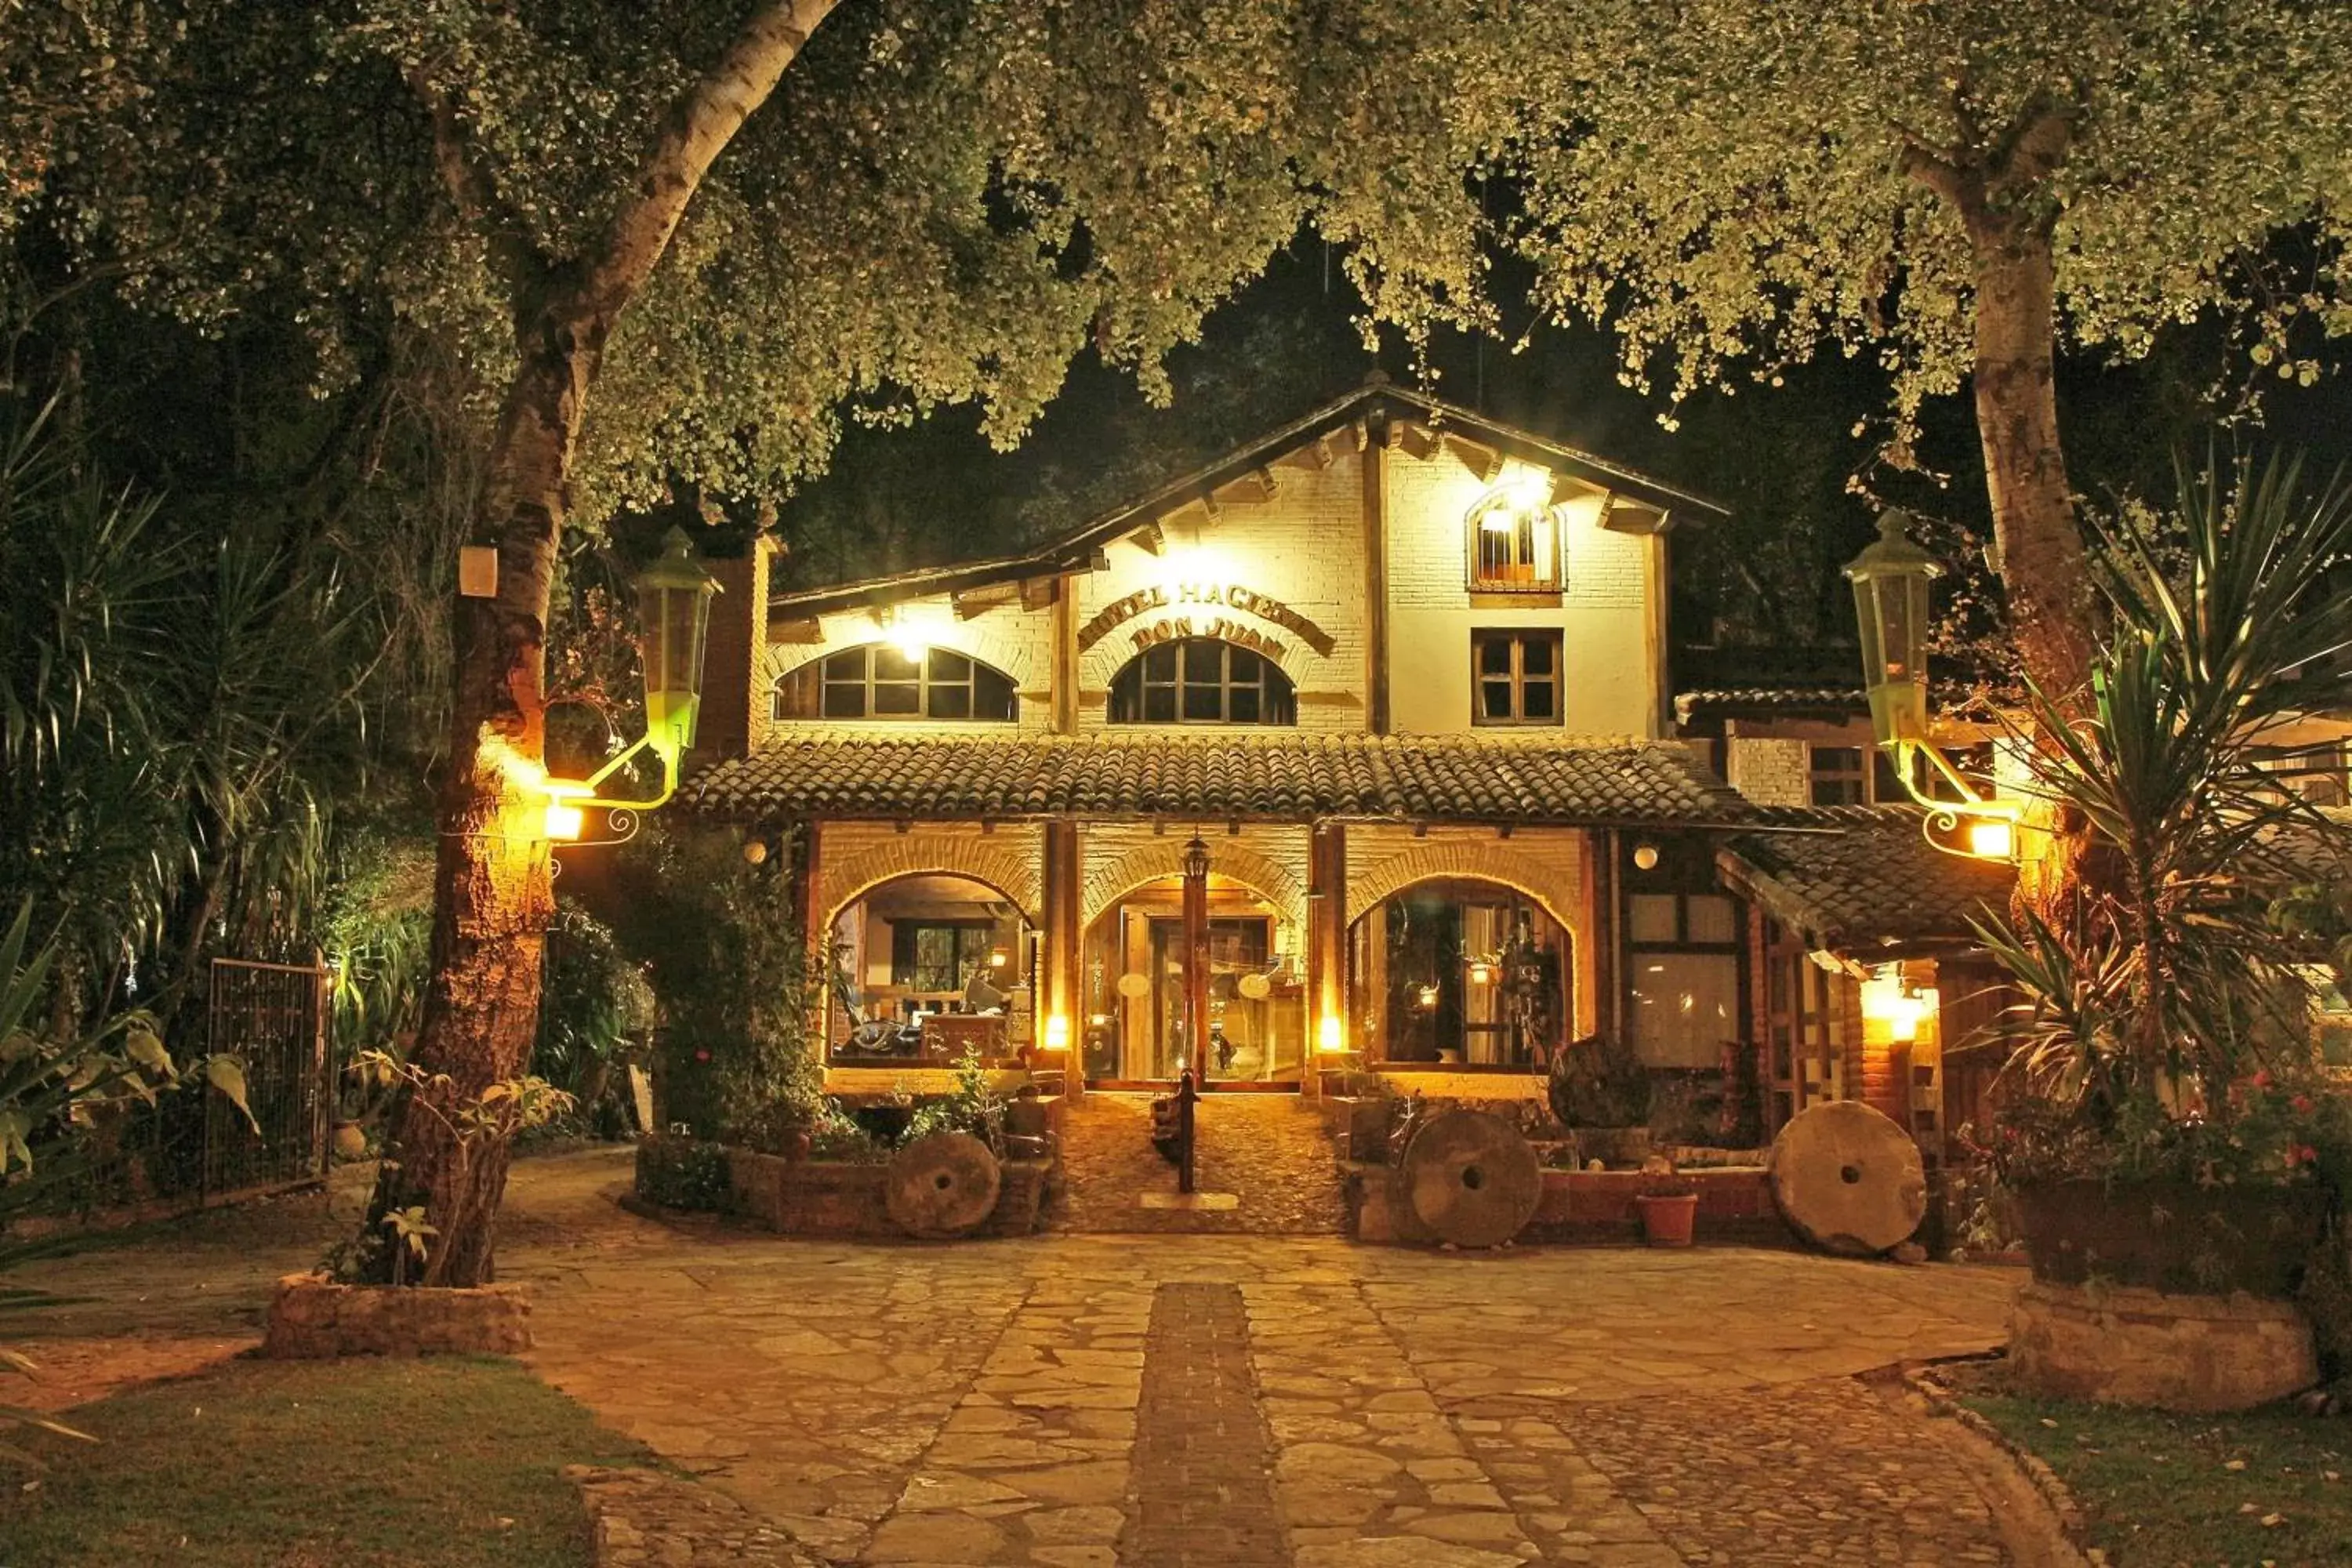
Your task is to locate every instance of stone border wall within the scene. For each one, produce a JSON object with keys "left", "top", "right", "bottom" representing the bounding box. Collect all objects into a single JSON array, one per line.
[
  {"left": 633, "top": 1134, "right": 1057, "bottom": 1240},
  {"left": 261, "top": 1272, "right": 532, "bottom": 1358},
  {"left": 2009, "top": 1279, "right": 2320, "bottom": 1412}
]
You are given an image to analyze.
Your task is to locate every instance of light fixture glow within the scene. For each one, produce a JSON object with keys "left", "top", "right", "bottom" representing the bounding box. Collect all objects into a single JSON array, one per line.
[
  {"left": 1632, "top": 842, "right": 1661, "bottom": 872},
  {"left": 1043, "top": 1015, "right": 1071, "bottom": 1052},
  {"left": 1414, "top": 983, "right": 1439, "bottom": 1011},
  {"left": 1318, "top": 1014, "right": 1346, "bottom": 1053},
  {"left": 543, "top": 802, "right": 586, "bottom": 841},
  {"left": 988, "top": 946, "right": 1009, "bottom": 970},
  {"left": 1967, "top": 818, "right": 2014, "bottom": 859},
  {"left": 1467, "top": 960, "right": 1495, "bottom": 985}
]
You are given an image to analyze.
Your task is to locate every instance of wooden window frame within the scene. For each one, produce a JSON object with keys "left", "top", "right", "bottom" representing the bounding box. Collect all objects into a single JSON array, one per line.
[
  {"left": 1470, "top": 629, "right": 1564, "bottom": 728},
  {"left": 889, "top": 919, "right": 997, "bottom": 993},
  {"left": 772, "top": 644, "right": 1018, "bottom": 723},
  {"left": 1108, "top": 637, "right": 1298, "bottom": 727},
  {"left": 1808, "top": 744, "right": 1868, "bottom": 806},
  {"left": 1465, "top": 492, "right": 1563, "bottom": 592}
]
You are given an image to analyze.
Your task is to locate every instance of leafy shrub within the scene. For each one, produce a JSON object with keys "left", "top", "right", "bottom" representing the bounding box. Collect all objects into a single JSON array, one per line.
[
  {"left": 532, "top": 901, "right": 652, "bottom": 1134},
  {"left": 903, "top": 1049, "right": 1006, "bottom": 1151},
  {"left": 634, "top": 1135, "right": 731, "bottom": 1213}
]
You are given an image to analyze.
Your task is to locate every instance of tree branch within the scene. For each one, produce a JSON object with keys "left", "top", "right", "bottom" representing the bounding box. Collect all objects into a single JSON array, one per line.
[
  {"left": 1987, "top": 98, "right": 2074, "bottom": 203},
  {"left": 573, "top": 0, "right": 841, "bottom": 321},
  {"left": 406, "top": 67, "right": 538, "bottom": 278}
]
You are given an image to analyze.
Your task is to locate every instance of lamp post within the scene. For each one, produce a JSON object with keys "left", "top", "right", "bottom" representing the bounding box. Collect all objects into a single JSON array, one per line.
[
  {"left": 540, "top": 527, "right": 722, "bottom": 840},
  {"left": 1841, "top": 511, "right": 2017, "bottom": 860}
]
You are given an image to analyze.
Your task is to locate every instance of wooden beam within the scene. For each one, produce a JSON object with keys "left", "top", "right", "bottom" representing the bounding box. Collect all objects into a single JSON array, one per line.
[
  {"left": 1201, "top": 490, "right": 1225, "bottom": 524},
  {"left": 1020, "top": 575, "right": 1058, "bottom": 610},
  {"left": 1051, "top": 571, "right": 1079, "bottom": 736},
  {"left": 769, "top": 616, "right": 825, "bottom": 644},
  {"left": 1131, "top": 521, "right": 1166, "bottom": 556},
  {"left": 1306, "top": 434, "right": 1337, "bottom": 470},
  {"left": 1364, "top": 409, "right": 1391, "bottom": 735},
  {"left": 1232, "top": 465, "right": 1279, "bottom": 503},
  {"left": 1396, "top": 419, "right": 1437, "bottom": 461},
  {"left": 952, "top": 583, "right": 1018, "bottom": 619},
  {"left": 1445, "top": 433, "right": 1504, "bottom": 483}
]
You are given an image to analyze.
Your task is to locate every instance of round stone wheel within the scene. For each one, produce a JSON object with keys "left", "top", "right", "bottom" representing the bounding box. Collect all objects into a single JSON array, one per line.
[
  {"left": 886, "top": 1131, "right": 1003, "bottom": 1239},
  {"left": 1401, "top": 1109, "right": 1542, "bottom": 1248},
  {"left": 1768, "top": 1100, "right": 1927, "bottom": 1256}
]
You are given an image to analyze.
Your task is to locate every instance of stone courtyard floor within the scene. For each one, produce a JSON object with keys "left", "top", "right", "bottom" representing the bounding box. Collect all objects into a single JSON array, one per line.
[{"left": 8, "top": 1147, "right": 2043, "bottom": 1566}]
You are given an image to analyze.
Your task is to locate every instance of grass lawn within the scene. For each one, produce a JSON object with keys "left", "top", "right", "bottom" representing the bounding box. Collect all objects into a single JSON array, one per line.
[
  {"left": 1966, "top": 1390, "right": 2352, "bottom": 1566},
  {"left": 0, "top": 1354, "right": 652, "bottom": 1567}
]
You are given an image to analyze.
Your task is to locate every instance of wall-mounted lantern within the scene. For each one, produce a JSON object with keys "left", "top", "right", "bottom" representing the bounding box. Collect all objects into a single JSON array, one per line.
[
  {"left": 1841, "top": 511, "right": 2017, "bottom": 861},
  {"left": 541, "top": 527, "right": 722, "bottom": 841}
]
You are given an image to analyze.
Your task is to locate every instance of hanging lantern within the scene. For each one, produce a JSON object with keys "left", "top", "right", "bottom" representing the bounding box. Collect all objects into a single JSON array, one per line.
[
  {"left": 1181, "top": 836, "right": 1211, "bottom": 883},
  {"left": 637, "top": 526, "right": 724, "bottom": 763},
  {"left": 1842, "top": 510, "right": 1943, "bottom": 750}
]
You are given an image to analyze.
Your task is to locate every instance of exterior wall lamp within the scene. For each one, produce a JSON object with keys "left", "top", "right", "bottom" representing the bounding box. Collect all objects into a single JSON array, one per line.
[
  {"left": 1842, "top": 511, "right": 2018, "bottom": 861},
  {"left": 542, "top": 527, "right": 722, "bottom": 840}
]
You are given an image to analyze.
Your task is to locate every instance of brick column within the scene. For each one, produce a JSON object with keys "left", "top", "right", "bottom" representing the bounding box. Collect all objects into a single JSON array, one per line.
[
  {"left": 1304, "top": 822, "right": 1348, "bottom": 1097},
  {"left": 1042, "top": 819, "right": 1084, "bottom": 1096}
]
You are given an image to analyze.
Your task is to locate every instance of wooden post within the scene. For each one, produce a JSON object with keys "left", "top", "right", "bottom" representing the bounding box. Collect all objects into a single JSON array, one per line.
[
  {"left": 1181, "top": 835, "right": 1210, "bottom": 1082},
  {"left": 1051, "top": 573, "right": 1079, "bottom": 736},
  {"left": 1043, "top": 819, "right": 1083, "bottom": 1097}
]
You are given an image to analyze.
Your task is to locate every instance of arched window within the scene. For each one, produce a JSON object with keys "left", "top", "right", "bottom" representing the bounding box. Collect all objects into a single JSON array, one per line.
[
  {"left": 1109, "top": 638, "right": 1297, "bottom": 725},
  {"left": 774, "top": 644, "right": 1018, "bottom": 722}
]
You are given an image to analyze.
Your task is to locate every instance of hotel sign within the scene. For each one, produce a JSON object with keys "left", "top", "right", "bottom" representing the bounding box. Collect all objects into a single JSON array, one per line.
[{"left": 1077, "top": 583, "right": 1336, "bottom": 658}]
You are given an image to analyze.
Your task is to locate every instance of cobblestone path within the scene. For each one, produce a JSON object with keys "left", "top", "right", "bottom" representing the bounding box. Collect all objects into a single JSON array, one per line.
[
  {"left": 1052, "top": 1092, "right": 1348, "bottom": 1235},
  {"left": 9, "top": 1149, "right": 2036, "bottom": 1566},
  {"left": 1126, "top": 1284, "right": 1286, "bottom": 1566}
]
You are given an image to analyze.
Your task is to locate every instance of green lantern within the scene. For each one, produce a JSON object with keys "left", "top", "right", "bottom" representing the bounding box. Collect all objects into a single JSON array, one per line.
[
  {"left": 1842, "top": 510, "right": 1943, "bottom": 750},
  {"left": 636, "top": 526, "right": 722, "bottom": 763}
]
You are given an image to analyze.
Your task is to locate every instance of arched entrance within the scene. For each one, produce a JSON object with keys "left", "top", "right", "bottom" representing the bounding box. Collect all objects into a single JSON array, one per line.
[
  {"left": 824, "top": 872, "right": 1033, "bottom": 1065},
  {"left": 1079, "top": 872, "right": 1305, "bottom": 1086},
  {"left": 1348, "top": 877, "right": 1572, "bottom": 1067}
]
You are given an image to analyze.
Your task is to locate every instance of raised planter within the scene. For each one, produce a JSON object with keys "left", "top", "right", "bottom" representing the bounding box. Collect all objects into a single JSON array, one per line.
[
  {"left": 2015, "top": 1179, "right": 2328, "bottom": 1296},
  {"left": 261, "top": 1272, "right": 532, "bottom": 1359},
  {"left": 644, "top": 1138, "right": 1055, "bottom": 1239},
  {"left": 1351, "top": 1163, "right": 1785, "bottom": 1247},
  {"left": 2009, "top": 1279, "right": 2319, "bottom": 1411}
]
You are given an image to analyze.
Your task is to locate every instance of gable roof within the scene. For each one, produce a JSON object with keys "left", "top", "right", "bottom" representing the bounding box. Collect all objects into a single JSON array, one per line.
[{"left": 768, "top": 380, "right": 1726, "bottom": 621}]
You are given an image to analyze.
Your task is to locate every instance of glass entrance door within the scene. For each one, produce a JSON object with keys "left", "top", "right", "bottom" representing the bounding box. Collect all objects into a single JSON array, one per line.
[{"left": 1146, "top": 916, "right": 1272, "bottom": 1080}]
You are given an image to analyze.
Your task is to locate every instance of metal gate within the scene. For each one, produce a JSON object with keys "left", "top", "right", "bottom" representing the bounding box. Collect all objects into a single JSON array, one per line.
[{"left": 204, "top": 958, "right": 332, "bottom": 1197}]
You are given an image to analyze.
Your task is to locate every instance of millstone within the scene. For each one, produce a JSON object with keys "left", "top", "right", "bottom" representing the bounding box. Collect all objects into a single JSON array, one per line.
[
  {"left": 885, "top": 1131, "right": 1003, "bottom": 1238},
  {"left": 1768, "top": 1100, "right": 1926, "bottom": 1256},
  {"left": 1401, "top": 1109, "right": 1541, "bottom": 1248}
]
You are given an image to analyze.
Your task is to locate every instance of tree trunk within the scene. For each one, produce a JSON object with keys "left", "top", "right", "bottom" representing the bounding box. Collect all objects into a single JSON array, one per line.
[
  {"left": 1968, "top": 222, "right": 2097, "bottom": 707},
  {"left": 368, "top": 305, "right": 604, "bottom": 1287},
  {"left": 367, "top": 0, "right": 840, "bottom": 1287}
]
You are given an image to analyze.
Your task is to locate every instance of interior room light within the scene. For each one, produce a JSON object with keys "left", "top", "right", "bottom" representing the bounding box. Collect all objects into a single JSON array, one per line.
[
  {"left": 988, "top": 946, "right": 1010, "bottom": 970},
  {"left": 1415, "top": 983, "right": 1439, "bottom": 1011},
  {"left": 1467, "top": 960, "right": 1495, "bottom": 985}
]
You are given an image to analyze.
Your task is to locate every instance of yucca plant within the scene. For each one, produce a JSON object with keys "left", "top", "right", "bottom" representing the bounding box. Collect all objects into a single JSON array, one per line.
[{"left": 1974, "top": 451, "right": 2352, "bottom": 1185}]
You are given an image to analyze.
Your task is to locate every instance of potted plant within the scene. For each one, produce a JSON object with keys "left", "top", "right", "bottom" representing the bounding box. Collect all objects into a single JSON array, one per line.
[
  {"left": 1972, "top": 454, "right": 2352, "bottom": 1300},
  {"left": 1633, "top": 1165, "right": 1700, "bottom": 1247},
  {"left": 1546, "top": 1033, "right": 1654, "bottom": 1167}
]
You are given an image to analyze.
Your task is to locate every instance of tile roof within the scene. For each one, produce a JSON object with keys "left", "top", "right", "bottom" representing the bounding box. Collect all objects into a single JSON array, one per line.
[
  {"left": 1715, "top": 807, "right": 2017, "bottom": 953},
  {"left": 684, "top": 733, "right": 1758, "bottom": 827}
]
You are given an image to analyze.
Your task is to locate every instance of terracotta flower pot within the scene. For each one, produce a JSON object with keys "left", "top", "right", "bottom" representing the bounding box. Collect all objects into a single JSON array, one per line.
[{"left": 1634, "top": 1192, "right": 1699, "bottom": 1247}]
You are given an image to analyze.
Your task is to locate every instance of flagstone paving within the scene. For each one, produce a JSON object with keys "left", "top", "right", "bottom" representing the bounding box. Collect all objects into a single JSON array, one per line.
[{"left": 9, "top": 1147, "right": 2032, "bottom": 1566}]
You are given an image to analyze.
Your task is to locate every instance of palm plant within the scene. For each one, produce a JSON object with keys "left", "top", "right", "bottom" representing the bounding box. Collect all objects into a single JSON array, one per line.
[
  {"left": 0, "top": 898, "right": 258, "bottom": 1463},
  {"left": 1976, "top": 451, "right": 2352, "bottom": 1176}
]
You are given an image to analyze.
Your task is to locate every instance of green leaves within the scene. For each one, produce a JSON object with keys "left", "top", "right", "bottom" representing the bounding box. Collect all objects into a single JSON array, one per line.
[{"left": 1975, "top": 449, "right": 2352, "bottom": 1131}]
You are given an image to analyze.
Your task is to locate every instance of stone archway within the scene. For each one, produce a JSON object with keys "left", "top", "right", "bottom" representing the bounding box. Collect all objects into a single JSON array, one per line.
[
  {"left": 817, "top": 834, "right": 1043, "bottom": 935},
  {"left": 1082, "top": 840, "right": 1307, "bottom": 931},
  {"left": 1345, "top": 841, "right": 1577, "bottom": 935}
]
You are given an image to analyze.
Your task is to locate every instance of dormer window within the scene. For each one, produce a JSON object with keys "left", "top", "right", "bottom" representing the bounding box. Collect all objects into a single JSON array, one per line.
[
  {"left": 1466, "top": 476, "right": 1561, "bottom": 591},
  {"left": 774, "top": 644, "right": 1018, "bottom": 722},
  {"left": 1109, "top": 638, "right": 1297, "bottom": 725}
]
